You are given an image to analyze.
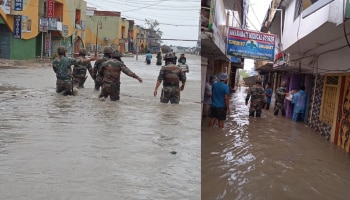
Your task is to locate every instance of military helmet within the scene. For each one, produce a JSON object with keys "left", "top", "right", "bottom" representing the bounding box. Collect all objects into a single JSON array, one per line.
[
  {"left": 163, "top": 52, "right": 175, "bottom": 60},
  {"left": 79, "top": 48, "right": 87, "bottom": 55},
  {"left": 111, "top": 49, "right": 123, "bottom": 58},
  {"left": 103, "top": 47, "right": 113, "bottom": 54},
  {"left": 57, "top": 46, "right": 66, "bottom": 54}
]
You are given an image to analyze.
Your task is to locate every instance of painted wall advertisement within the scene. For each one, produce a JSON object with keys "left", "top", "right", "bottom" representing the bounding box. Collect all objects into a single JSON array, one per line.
[
  {"left": 227, "top": 27, "right": 276, "bottom": 61},
  {"left": 0, "top": 0, "right": 11, "bottom": 14},
  {"left": 13, "top": 15, "right": 22, "bottom": 39}
]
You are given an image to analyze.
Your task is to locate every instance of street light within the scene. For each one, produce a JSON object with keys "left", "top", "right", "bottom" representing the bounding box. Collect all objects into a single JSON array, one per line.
[{"left": 95, "top": 21, "right": 102, "bottom": 56}]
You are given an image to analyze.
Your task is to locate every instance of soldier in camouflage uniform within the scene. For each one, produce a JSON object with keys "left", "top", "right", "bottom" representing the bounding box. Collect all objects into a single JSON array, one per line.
[
  {"left": 274, "top": 81, "right": 288, "bottom": 116},
  {"left": 72, "top": 48, "right": 93, "bottom": 88},
  {"left": 245, "top": 76, "right": 266, "bottom": 117},
  {"left": 99, "top": 50, "right": 143, "bottom": 101},
  {"left": 153, "top": 52, "right": 186, "bottom": 104},
  {"left": 52, "top": 46, "right": 96, "bottom": 95},
  {"left": 92, "top": 47, "right": 113, "bottom": 91}
]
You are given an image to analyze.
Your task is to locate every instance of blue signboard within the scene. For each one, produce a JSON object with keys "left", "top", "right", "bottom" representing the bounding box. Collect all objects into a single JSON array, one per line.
[
  {"left": 227, "top": 27, "right": 276, "bottom": 61},
  {"left": 13, "top": 15, "right": 22, "bottom": 39},
  {"left": 14, "top": 0, "right": 24, "bottom": 11}
]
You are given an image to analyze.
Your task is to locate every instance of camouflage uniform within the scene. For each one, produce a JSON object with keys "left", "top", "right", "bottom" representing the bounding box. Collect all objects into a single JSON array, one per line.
[
  {"left": 99, "top": 50, "right": 141, "bottom": 101},
  {"left": 72, "top": 48, "right": 93, "bottom": 88},
  {"left": 245, "top": 83, "right": 266, "bottom": 117},
  {"left": 157, "top": 64, "right": 186, "bottom": 104},
  {"left": 274, "top": 84, "right": 287, "bottom": 116},
  {"left": 52, "top": 47, "right": 78, "bottom": 95},
  {"left": 92, "top": 47, "right": 113, "bottom": 90}
]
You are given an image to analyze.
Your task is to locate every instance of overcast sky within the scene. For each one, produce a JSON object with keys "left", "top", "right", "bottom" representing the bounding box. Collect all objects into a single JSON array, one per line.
[
  {"left": 84, "top": 0, "right": 200, "bottom": 47},
  {"left": 245, "top": 0, "right": 271, "bottom": 70}
]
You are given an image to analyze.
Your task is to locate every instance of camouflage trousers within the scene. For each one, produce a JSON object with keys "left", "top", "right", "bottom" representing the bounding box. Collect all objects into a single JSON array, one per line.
[
  {"left": 160, "top": 86, "right": 180, "bottom": 104},
  {"left": 274, "top": 101, "right": 286, "bottom": 116},
  {"left": 56, "top": 79, "right": 72, "bottom": 95},
  {"left": 249, "top": 101, "right": 263, "bottom": 117},
  {"left": 73, "top": 76, "right": 87, "bottom": 88},
  {"left": 99, "top": 82, "right": 120, "bottom": 101},
  {"left": 94, "top": 76, "right": 103, "bottom": 91}
]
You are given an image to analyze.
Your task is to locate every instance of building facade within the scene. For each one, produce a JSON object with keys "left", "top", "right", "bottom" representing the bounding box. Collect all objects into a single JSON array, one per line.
[
  {"left": 0, "top": 0, "right": 148, "bottom": 60},
  {"left": 257, "top": 0, "right": 350, "bottom": 153}
]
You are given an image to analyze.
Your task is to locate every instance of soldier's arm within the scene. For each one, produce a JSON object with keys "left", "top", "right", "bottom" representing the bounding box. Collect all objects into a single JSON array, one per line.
[
  {"left": 52, "top": 61, "right": 58, "bottom": 73},
  {"left": 154, "top": 67, "right": 165, "bottom": 96},
  {"left": 92, "top": 60, "right": 101, "bottom": 79},
  {"left": 87, "top": 62, "right": 94, "bottom": 79},
  {"left": 178, "top": 69, "right": 186, "bottom": 91},
  {"left": 121, "top": 64, "right": 142, "bottom": 82}
]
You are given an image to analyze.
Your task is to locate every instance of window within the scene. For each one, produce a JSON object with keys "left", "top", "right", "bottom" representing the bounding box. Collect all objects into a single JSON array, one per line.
[
  {"left": 294, "top": 0, "right": 302, "bottom": 20},
  {"left": 320, "top": 76, "right": 340, "bottom": 125}
]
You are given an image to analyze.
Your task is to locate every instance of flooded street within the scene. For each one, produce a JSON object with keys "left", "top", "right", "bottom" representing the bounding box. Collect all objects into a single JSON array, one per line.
[
  {"left": 0, "top": 54, "right": 200, "bottom": 200},
  {"left": 202, "top": 88, "right": 350, "bottom": 200}
]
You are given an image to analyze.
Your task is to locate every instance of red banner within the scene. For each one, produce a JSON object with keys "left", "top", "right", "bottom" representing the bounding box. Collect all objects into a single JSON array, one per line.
[{"left": 46, "top": 0, "right": 55, "bottom": 18}]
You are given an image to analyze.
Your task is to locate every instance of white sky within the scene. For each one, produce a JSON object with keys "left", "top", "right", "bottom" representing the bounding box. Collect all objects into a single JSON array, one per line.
[
  {"left": 83, "top": 0, "right": 200, "bottom": 47},
  {"left": 244, "top": 0, "right": 271, "bottom": 70}
]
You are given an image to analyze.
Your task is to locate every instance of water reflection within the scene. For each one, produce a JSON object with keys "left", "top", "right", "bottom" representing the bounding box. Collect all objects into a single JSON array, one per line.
[{"left": 202, "top": 88, "right": 350, "bottom": 200}]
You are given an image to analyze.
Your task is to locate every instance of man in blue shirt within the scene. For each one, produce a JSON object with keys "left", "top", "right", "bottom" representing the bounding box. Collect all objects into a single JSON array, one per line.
[
  {"left": 209, "top": 73, "right": 230, "bottom": 128},
  {"left": 292, "top": 85, "right": 306, "bottom": 122},
  {"left": 145, "top": 51, "right": 152, "bottom": 64}
]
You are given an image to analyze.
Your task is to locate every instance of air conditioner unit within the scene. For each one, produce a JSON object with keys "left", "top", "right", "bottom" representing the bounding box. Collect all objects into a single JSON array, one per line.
[{"left": 104, "top": 37, "right": 109, "bottom": 41}]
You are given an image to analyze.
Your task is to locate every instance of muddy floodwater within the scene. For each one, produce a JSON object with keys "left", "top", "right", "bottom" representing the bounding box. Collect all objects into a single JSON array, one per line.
[
  {"left": 202, "top": 88, "right": 350, "bottom": 200},
  {"left": 0, "top": 55, "right": 200, "bottom": 199}
]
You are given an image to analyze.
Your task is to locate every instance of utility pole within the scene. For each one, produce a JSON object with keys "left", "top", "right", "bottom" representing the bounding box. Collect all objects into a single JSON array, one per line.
[{"left": 136, "top": 38, "right": 138, "bottom": 60}]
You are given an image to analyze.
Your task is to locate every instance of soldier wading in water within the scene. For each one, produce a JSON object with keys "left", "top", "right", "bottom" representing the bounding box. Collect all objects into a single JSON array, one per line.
[
  {"left": 245, "top": 76, "right": 266, "bottom": 117},
  {"left": 92, "top": 47, "right": 113, "bottom": 91},
  {"left": 153, "top": 52, "right": 186, "bottom": 104},
  {"left": 52, "top": 46, "right": 96, "bottom": 95},
  {"left": 72, "top": 48, "right": 94, "bottom": 88},
  {"left": 98, "top": 50, "right": 143, "bottom": 101}
]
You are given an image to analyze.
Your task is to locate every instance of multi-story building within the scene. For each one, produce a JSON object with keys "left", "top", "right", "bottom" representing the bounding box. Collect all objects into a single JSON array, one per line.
[
  {"left": 0, "top": 0, "right": 151, "bottom": 60},
  {"left": 258, "top": 0, "right": 350, "bottom": 153},
  {"left": 201, "top": 0, "right": 247, "bottom": 113}
]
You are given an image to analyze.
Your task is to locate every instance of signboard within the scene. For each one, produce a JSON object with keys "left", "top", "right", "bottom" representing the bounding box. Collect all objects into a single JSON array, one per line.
[
  {"left": 48, "top": 18, "right": 57, "bottom": 30},
  {"left": 273, "top": 52, "right": 288, "bottom": 68},
  {"left": 45, "top": 32, "right": 51, "bottom": 54},
  {"left": 13, "top": 15, "right": 22, "bottom": 39},
  {"left": 39, "top": 18, "right": 48, "bottom": 32},
  {"left": 62, "top": 25, "right": 68, "bottom": 38},
  {"left": 46, "top": 0, "right": 55, "bottom": 18},
  {"left": 21, "top": 16, "right": 31, "bottom": 32},
  {"left": 0, "top": 0, "right": 11, "bottom": 14},
  {"left": 227, "top": 27, "right": 276, "bottom": 61},
  {"left": 14, "top": 0, "right": 23, "bottom": 11}
]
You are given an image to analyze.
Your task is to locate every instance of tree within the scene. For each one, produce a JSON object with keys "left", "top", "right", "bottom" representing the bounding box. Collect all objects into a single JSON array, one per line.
[
  {"left": 144, "top": 18, "right": 163, "bottom": 37},
  {"left": 144, "top": 19, "right": 163, "bottom": 53}
]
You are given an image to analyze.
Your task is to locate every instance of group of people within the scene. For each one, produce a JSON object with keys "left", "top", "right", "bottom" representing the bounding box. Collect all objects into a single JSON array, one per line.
[
  {"left": 244, "top": 77, "right": 307, "bottom": 122},
  {"left": 203, "top": 74, "right": 307, "bottom": 128},
  {"left": 203, "top": 73, "right": 230, "bottom": 129},
  {"left": 52, "top": 46, "right": 187, "bottom": 104}
]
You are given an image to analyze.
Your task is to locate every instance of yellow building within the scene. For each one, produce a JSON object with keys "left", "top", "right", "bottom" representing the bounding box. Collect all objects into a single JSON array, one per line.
[{"left": 0, "top": 0, "right": 88, "bottom": 59}]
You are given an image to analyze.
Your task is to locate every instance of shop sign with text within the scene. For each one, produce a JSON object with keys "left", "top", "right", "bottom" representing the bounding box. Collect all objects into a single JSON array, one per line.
[{"left": 227, "top": 27, "right": 276, "bottom": 61}]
